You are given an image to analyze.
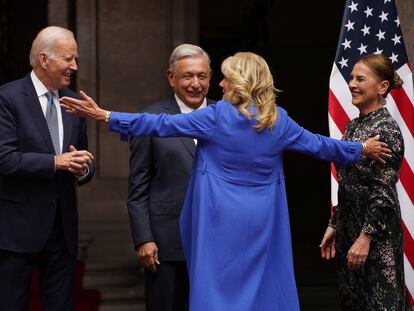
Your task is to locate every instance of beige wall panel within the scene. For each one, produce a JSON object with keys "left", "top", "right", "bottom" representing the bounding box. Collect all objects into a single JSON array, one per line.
[
  {"left": 98, "top": 0, "right": 172, "bottom": 178},
  {"left": 396, "top": 0, "right": 414, "bottom": 68},
  {"left": 76, "top": 0, "right": 199, "bottom": 224}
]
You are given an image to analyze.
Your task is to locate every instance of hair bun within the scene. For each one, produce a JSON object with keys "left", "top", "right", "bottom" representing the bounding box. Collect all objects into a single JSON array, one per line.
[{"left": 392, "top": 71, "right": 404, "bottom": 90}]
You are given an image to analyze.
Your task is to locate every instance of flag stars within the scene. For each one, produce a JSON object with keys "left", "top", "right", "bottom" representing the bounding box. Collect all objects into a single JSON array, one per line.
[
  {"left": 392, "top": 34, "right": 401, "bottom": 45},
  {"left": 379, "top": 11, "right": 389, "bottom": 22},
  {"left": 335, "top": 2, "right": 408, "bottom": 82},
  {"left": 357, "top": 43, "right": 368, "bottom": 55},
  {"left": 390, "top": 52, "right": 399, "bottom": 63},
  {"left": 338, "top": 57, "right": 349, "bottom": 68},
  {"left": 364, "top": 6, "right": 373, "bottom": 17},
  {"left": 341, "top": 38, "right": 352, "bottom": 50},
  {"left": 395, "top": 17, "right": 400, "bottom": 27},
  {"left": 348, "top": 1, "right": 358, "bottom": 13},
  {"left": 374, "top": 48, "right": 383, "bottom": 55},
  {"left": 361, "top": 25, "right": 371, "bottom": 36},
  {"left": 376, "top": 29, "right": 386, "bottom": 41},
  {"left": 345, "top": 20, "right": 355, "bottom": 31}
]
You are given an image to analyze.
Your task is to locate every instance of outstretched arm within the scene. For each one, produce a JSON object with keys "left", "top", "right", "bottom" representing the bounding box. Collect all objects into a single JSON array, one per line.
[
  {"left": 281, "top": 110, "right": 390, "bottom": 167},
  {"left": 61, "top": 90, "right": 219, "bottom": 142}
]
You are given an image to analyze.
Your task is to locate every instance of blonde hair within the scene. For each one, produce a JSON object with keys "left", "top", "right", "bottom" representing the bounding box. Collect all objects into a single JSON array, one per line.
[{"left": 221, "top": 52, "right": 278, "bottom": 131}]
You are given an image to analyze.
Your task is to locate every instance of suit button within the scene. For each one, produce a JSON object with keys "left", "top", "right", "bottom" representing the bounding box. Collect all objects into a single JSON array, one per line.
[{"left": 51, "top": 199, "right": 57, "bottom": 206}]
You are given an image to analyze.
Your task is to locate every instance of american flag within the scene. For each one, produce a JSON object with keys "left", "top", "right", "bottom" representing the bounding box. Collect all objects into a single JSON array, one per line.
[{"left": 328, "top": 0, "right": 414, "bottom": 303}]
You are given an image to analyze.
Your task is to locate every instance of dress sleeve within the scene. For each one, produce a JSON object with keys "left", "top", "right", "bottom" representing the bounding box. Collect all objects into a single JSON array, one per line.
[
  {"left": 329, "top": 205, "right": 338, "bottom": 229},
  {"left": 361, "top": 124, "right": 404, "bottom": 238},
  {"left": 108, "top": 103, "right": 219, "bottom": 142},
  {"left": 280, "top": 109, "right": 362, "bottom": 168}
]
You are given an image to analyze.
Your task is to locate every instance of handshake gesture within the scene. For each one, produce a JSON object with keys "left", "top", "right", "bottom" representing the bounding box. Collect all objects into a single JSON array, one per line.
[{"left": 55, "top": 145, "right": 94, "bottom": 177}]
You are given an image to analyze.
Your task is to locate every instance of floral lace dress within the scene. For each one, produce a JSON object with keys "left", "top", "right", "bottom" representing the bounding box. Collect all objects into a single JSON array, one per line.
[{"left": 330, "top": 107, "right": 411, "bottom": 310}]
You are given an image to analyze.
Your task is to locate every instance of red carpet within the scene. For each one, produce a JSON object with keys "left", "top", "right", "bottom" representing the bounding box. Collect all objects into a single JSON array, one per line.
[{"left": 30, "top": 261, "right": 100, "bottom": 311}]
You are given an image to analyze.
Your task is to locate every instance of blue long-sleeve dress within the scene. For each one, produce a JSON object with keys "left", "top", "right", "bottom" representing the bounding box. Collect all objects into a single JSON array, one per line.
[{"left": 109, "top": 100, "right": 362, "bottom": 310}]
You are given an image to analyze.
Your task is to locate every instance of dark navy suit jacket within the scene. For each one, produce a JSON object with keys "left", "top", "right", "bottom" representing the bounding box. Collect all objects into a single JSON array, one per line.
[
  {"left": 0, "top": 74, "right": 94, "bottom": 255},
  {"left": 127, "top": 96, "right": 214, "bottom": 261}
]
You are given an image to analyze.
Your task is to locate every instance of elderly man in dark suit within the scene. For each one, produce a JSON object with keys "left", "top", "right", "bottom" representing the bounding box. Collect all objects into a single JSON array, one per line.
[
  {"left": 127, "top": 44, "right": 214, "bottom": 311},
  {"left": 0, "top": 26, "right": 94, "bottom": 310}
]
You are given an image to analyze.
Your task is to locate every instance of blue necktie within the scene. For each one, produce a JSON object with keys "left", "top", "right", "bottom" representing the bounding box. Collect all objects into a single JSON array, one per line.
[{"left": 45, "top": 91, "right": 60, "bottom": 154}]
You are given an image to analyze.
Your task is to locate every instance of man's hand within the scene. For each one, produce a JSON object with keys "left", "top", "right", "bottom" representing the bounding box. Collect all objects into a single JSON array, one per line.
[
  {"left": 55, "top": 145, "right": 93, "bottom": 176},
  {"left": 137, "top": 242, "right": 160, "bottom": 272}
]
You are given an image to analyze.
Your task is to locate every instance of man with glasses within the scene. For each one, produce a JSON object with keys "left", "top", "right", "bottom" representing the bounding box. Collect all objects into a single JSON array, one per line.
[{"left": 127, "top": 44, "right": 214, "bottom": 311}]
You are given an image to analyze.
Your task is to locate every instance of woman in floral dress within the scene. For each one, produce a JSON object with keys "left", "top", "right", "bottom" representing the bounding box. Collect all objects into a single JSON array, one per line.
[{"left": 320, "top": 54, "right": 411, "bottom": 310}]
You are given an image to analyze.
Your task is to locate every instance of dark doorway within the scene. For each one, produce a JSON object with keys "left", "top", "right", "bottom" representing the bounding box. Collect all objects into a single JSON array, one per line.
[
  {"left": 0, "top": 0, "right": 47, "bottom": 85},
  {"left": 200, "top": 0, "right": 347, "bottom": 288},
  {"left": 0, "top": 0, "right": 77, "bottom": 87}
]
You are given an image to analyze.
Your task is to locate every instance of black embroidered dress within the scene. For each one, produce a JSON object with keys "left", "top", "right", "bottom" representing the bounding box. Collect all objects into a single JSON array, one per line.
[{"left": 330, "top": 107, "right": 410, "bottom": 310}]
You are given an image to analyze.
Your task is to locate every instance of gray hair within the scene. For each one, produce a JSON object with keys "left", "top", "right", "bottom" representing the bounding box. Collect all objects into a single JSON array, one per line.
[
  {"left": 168, "top": 44, "right": 210, "bottom": 71},
  {"left": 29, "top": 26, "right": 75, "bottom": 67}
]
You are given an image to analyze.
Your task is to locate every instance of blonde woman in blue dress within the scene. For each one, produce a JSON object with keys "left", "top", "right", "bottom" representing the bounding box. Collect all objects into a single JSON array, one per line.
[{"left": 61, "top": 52, "right": 390, "bottom": 310}]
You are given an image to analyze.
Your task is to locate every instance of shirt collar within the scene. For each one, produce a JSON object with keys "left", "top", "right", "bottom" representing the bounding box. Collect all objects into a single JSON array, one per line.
[
  {"left": 174, "top": 94, "right": 207, "bottom": 114},
  {"left": 30, "top": 71, "right": 58, "bottom": 98}
]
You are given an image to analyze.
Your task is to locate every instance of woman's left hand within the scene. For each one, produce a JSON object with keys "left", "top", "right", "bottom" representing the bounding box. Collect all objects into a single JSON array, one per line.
[
  {"left": 346, "top": 232, "right": 371, "bottom": 270},
  {"left": 60, "top": 90, "right": 108, "bottom": 121}
]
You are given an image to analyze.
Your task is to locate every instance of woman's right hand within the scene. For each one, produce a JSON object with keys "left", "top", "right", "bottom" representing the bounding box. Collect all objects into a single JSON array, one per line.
[
  {"left": 320, "top": 226, "right": 336, "bottom": 260},
  {"left": 60, "top": 90, "right": 108, "bottom": 122},
  {"left": 363, "top": 135, "right": 391, "bottom": 164}
]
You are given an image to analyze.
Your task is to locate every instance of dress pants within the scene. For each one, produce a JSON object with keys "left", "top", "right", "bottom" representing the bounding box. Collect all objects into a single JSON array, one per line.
[
  {"left": 145, "top": 261, "right": 189, "bottom": 311},
  {"left": 0, "top": 208, "right": 76, "bottom": 311}
]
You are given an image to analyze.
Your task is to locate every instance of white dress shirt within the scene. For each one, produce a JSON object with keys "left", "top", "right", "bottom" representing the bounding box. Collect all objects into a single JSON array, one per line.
[
  {"left": 174, "top": 94, "right": 207, "bottom": 145},
  {"left": 30, "top": 71, "right": 64, "bottom": 154}
]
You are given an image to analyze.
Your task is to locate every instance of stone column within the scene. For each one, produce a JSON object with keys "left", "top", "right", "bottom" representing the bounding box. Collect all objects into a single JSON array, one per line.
[
  {"left": 170, "top": 0, "right": 199, "bottom": 47},
  {"left": 97, "top": 0, "right": 199, "bottom": 179},
  {"left": 75, "top": 0, "right": 199, "bottom": 262},
  {"left": 396, "top": 0, "right": 414, "bottom": 70},
  {"left": 48, "top": 0, "right": 68, "bottom": 27},
  {"left": 76, "top": 0, "right": 98, "bottom": 156}
]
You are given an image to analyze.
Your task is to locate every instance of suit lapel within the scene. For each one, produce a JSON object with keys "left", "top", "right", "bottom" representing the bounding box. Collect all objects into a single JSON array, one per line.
[
  {"left": 179, "top": 137, "right": 196, "bottom": 157},
  {"left": 167, "top": 97, "right": 196, "bottom": 157},
  {"left": 22, "top": 76, "right": 56, "bottom": 154}
]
